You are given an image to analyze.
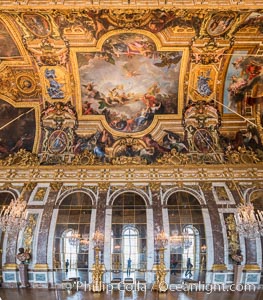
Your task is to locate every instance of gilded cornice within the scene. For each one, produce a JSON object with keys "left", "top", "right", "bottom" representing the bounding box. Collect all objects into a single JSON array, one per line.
[
  {"left": 0, "top": 164, "right": 262, "bottom": 184},
  {"left": 0, "top": 1, "right": 262, "bottom": 10}
]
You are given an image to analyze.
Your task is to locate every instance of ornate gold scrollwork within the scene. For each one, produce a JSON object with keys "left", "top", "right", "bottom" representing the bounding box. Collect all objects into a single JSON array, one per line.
[
  {"left": 34, "top": 188, "right": 47, "bottom": 201},
  {"left": 107, "top": 9, "right": 152, "bottom": 28},
  {"left": 199, "top": 181, "right": 212, "bottom": 191},
  {"left": 149, "top": 181, "right": 161, "bottom": 192},
  {"left": 50, "top": 182, "right": 63, "bottom": 191},
  {"left": 0, "top": 149, "right": 39, "bottom": 166},
  {"left": 156, "top": 149, "right": 189, "bottom": 165},
  {"left": 72, "top": 150, "right": 96, "bottom": 165},
  {"left": 98, "top": 182, "right": 110, "bottom": 192},
  {"left": 225, "top": 214, "right": 240, "bottom": 255}
]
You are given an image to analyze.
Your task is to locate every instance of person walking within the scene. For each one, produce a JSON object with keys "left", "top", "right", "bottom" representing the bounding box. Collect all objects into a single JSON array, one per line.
[
  {"left": 65, "top": 259, "right": 69, "bottom": 273},
  {"left": 185, "top": 258, "right": 193, "bottom": 278}
]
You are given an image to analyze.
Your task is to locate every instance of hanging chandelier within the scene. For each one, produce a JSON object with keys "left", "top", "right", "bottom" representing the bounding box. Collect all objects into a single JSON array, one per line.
[
  {"left": 170, "top": 229, "right": 192, "bottom": 249},
  {"left": 92, "top": 230, "right": 104, "bottom": 249},
  {"left": 235, "top": 202, "right": 263, "bottom": 239},
  {"left": 80, "top": 238, "right": 89, "bottom": 251},
  {"left": 68, "top": 230, "right": 81, "bottom": 246},
  {"left": 0, "top": 196, "right": 27, "bottom": 233},
  {"left": 155, "top": 230, "right": 168, "bottom": 249}
]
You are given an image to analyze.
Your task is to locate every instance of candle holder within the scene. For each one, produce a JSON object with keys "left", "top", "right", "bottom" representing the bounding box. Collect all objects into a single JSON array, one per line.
[
  {"left": 152, "top": 231, "right": 168, "bottom": 292},
  {"left": 90, "top": 230, "right": 105, "bottom": 292}
]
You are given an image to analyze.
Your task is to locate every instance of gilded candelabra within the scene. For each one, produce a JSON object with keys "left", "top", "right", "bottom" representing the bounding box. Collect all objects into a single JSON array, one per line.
[
  {"left": 152, "top": 231, "right": 168, "bottom": 292},
  {"left": 90, "top": 230, "right": 105, "bottom": 292}
]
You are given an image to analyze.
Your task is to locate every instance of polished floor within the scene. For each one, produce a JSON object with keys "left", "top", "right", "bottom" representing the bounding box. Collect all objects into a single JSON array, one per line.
[{"left": 0, "top": 289, "right": 262, "bottom": 300}]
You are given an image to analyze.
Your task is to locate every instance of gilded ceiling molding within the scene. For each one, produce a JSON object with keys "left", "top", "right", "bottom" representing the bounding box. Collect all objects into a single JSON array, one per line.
[
  {"left": 0, "top": 1, "right": 261, "bottom": 10},
  {"left": 0, "top": 165, "right": 262, "bottom": 184}
]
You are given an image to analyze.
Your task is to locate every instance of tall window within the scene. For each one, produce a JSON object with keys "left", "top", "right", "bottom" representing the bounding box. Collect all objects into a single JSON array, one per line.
[
  {"left": 123, "top": 227, "right": 138, "bottom": 269},
  {"left": 182, "top": 225, "right": 199, "bottom": 273},
  {"left": 62, "top": 229, "right": 79, "bottom": 269}
]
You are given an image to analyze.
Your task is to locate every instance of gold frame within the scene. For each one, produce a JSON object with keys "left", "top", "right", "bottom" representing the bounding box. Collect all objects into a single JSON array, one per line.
[{"left": 71, "top": 29, "right": 188, "bottom": 138}]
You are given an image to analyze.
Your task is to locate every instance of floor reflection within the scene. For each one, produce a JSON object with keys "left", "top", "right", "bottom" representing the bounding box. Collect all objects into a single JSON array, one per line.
[{"left": 0, "top": 289, "right": 262, "bottom": 300}]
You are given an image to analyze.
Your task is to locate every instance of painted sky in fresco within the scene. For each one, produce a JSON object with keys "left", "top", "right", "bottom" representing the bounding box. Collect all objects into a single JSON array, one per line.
[
  {"left": 77, "top": 33, "right": 182, "bottom": 133},
  {"left": 0, "top": 21, "right": 20, "bottom": 57},
  {"left": 223, "top": 50, "right": 248, "bottom": 114}
]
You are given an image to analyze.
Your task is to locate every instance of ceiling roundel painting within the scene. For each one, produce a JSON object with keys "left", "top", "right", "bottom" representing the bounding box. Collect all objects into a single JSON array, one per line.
[{"left": 77, "top": 33, "right": 183, "bottom": 133}]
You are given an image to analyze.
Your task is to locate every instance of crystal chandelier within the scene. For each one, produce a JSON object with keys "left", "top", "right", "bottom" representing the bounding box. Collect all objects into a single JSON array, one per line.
[
  {"left": 92, "top": 230, "right": 104, "bottom": 249},
  {"left": 80, "top": 238, "right": 89, "bottom": 251},
  {"left": 170, "top": 229, "right": 192, "bottom": 249},
  {"left": 155, "top": 230, "right": 168, "bottom": 249},
  {"left": 79, "top": 233, "right": 89, "bottom": 251},
  {"left": 235, "top": 202, "right": 263, "bottom": 239},
  {"left": 0, "top": 196, "right": 27, "bottom": 233},
  {"left": 69, "top": 230, "right": 81, "bottom": 246}
]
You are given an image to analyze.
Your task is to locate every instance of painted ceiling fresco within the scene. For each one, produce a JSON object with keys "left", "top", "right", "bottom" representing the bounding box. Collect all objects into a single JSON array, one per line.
[
  {"left": 0, "top": 7, "right": 262, "bottom": 166},
  {"left": 78, "top": 33, "right": 182, "bottom": 132}
]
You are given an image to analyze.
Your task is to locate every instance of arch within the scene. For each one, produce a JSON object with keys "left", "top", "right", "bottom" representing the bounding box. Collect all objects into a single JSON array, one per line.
[
  {"left": 56, "top": 188, "right": 97, "bottom": 207},
  {"left": 163, "top": 187, "right": 205, "bottom": 206},
  {"left": 96, "top": 29, "right": 163, "bottom": 52},
  {"left": 0, "top": 188, "right": 19, "bottom": 200},
  {"left": 108, "top": 188, "right": 151, "bottom": 206},
  {"left": 247, "top": 187, "right": 263, "bottom": 208}
]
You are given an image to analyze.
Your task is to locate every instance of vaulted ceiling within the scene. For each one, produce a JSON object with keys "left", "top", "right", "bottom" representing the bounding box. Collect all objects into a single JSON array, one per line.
[{"left": 0, "top": 2, "right": 263, "bottom": 167}]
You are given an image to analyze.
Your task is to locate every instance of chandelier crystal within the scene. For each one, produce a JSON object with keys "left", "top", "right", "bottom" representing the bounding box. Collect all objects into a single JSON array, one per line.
[
  {"left": 0, "top": 196, "right": 27, "bottom": 233},
  {"left": 92, "top": 230, "right": 104, "bottom": 248},
  {"left": 80, "top": 238, "right": 89, "bottom": 251},
  {"left": 170, "top": 229, "right": 192, "bottom": 249},
  {"left": 155, "top": 230, "right": 168, "bottom": 249},
  {"left": 68, "top": 230, "right": 81, "bottom": 246},
  {"left": 235, "top": 203, "right": 263, "bottom": 239}
]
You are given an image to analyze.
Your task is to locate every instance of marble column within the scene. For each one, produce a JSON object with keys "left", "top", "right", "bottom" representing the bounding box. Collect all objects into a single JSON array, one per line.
[
  {"left": 5, "top": 184, "right": 33, "bottom": 266},
  {"left": 95, "top": 185, "right": 108, "bottom": 233},
  {"left": 151, "top": 187, "right": 163, "bottom": 235},
  {"left": 203, "top": 188, "right": 226, "bottom": 271},
  {"left": 35, "top": 186, "right": 59, "bottom": 269},
  {"left": 94, "top": 186, "right": 108, "bottom": 265}
]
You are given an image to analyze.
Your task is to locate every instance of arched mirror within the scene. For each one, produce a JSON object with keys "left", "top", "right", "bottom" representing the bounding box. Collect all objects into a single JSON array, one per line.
[
  {"left": 250, "top": 190, "right": 263, "bottom": 285},
  {"left": 167, "top": 191, "right": 206, "bottom": 283},
  {"left": 0, "top": 192, "right": 14, "bottom": 282},
  {"left": 111, "top": 192, "right": 147, "bottom": 282},
  {"left": 53, "top": 192, "right": 92, "bottom": 283}
]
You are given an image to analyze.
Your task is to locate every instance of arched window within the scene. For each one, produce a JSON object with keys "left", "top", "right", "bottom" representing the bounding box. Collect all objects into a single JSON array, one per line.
[
  {"left": 123, "top": 227, "right": 139, "bottom": 270},
  {"left": 182, "top": 225, "right": 200, "bottom": 274},
  {"left": 62, "top": 229, "right": 79, "bottom": 269}
]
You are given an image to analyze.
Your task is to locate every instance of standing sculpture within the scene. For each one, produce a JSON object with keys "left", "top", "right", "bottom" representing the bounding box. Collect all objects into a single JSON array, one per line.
[{"left": 16, "top": 248, "right": 31, "bottom": 288}]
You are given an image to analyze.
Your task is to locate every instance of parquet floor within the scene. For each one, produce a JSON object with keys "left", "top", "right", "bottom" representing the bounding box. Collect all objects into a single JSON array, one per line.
[{"left": 0, "top": 289, "right": 262, "bottom": 300}]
